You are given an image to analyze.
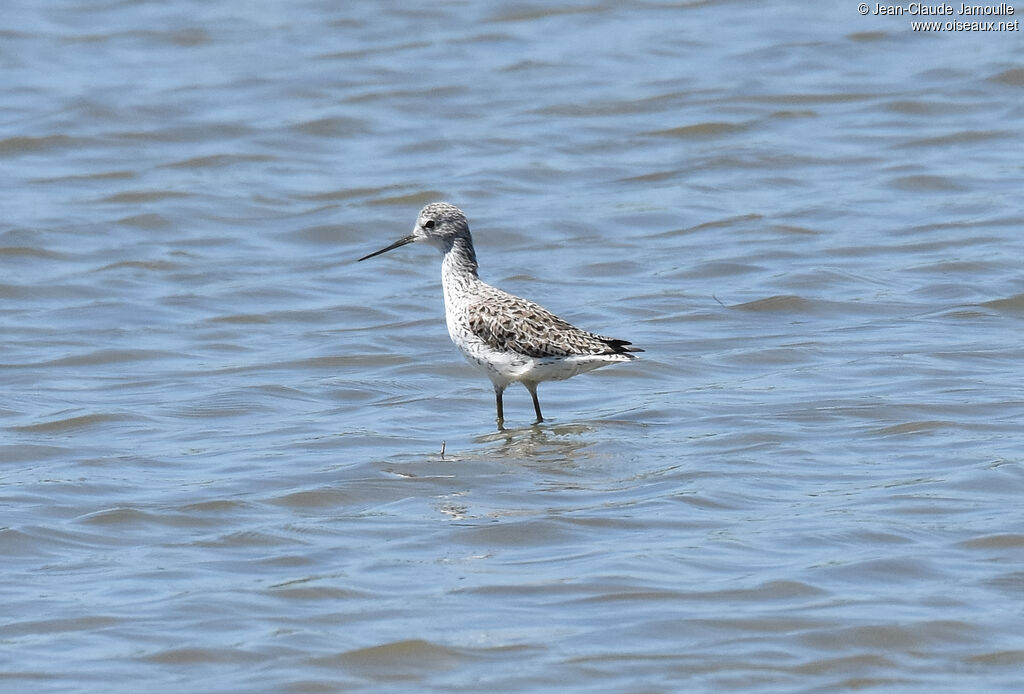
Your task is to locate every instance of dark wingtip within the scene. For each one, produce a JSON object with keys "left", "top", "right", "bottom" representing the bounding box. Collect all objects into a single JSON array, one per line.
[{"left": 601, "top": 338, "right": 643, "bottom": 355}]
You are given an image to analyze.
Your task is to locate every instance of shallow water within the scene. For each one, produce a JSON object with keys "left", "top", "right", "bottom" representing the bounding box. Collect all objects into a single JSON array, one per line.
[{"left": 3, "top": 1, "right": 1024, "bottom": 692}]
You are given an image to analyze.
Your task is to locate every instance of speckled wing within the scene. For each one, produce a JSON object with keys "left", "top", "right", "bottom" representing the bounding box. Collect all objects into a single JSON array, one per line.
[{"left": 467, "top": 290, "right": 641, "bottom": 358}]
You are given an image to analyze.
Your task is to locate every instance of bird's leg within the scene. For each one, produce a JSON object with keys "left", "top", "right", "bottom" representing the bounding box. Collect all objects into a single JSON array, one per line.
[
  {"left": 494, "top": 386, "right": 505, "bottom": 429},
  {"left": 525, "top": 382, "right": 543, "bottom": 423}
]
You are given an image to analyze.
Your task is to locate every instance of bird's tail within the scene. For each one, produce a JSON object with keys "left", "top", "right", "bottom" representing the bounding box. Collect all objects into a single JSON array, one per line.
[{"left": 599, "top": 338, "right": 643, "bottom": 356}]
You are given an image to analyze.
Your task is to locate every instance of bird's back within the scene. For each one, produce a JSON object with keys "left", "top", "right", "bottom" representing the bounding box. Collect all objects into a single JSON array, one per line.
[{"left": 453, "top": 280, "right": 640, "bottom": 361}]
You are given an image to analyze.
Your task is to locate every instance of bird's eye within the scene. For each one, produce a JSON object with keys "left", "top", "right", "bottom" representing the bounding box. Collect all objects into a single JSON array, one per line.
[{"left": 423, "top": 220, "right": 436, "bottom": 230}]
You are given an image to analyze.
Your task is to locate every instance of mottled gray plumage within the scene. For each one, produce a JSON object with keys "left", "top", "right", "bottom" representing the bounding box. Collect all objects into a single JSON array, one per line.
[
  {"left": 359, "top": 202, "right": 641, "bottom": 426},
  {"left": 467, "top": 288, "right": 638, "bottom": 358}
]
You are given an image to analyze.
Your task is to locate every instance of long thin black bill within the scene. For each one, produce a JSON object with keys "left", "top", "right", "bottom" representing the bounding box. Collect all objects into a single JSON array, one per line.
[{"left": 358, "top": 234, "right": 415, "bottom": 262}]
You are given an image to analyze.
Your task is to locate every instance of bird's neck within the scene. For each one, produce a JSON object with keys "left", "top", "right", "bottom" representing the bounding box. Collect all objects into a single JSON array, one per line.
[{"left": 441, "top": 235, "right": 479, "bottom": 280}]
